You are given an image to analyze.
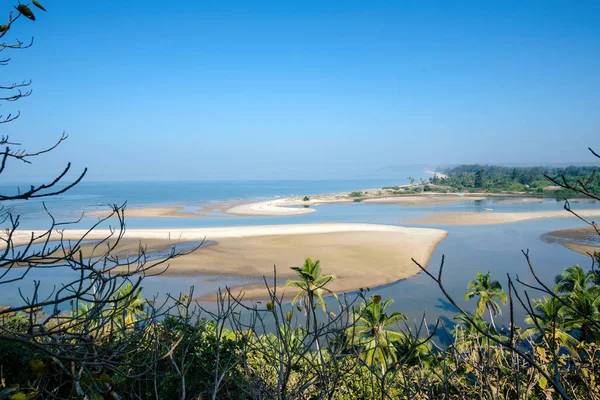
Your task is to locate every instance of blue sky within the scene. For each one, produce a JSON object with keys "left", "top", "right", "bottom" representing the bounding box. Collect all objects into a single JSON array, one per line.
[{"left": 2, "top": 0, "right": 599, "bottom": 181}]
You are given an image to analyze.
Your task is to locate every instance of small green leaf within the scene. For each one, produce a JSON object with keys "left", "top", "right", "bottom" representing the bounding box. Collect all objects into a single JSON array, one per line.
[
  {"left": 286, "top": 311, "right": 292, "bottom": 321},
  {"left": 16, "top": 5, "right": 35, "bottom": 20},
  {"left": 0, "top": 25, "right": 8, "bottom": 32},
  {"left": 29, "top": 359, "right": 47, "bottom": 377},
  {"left": 33, "top": 1, "right": 47, "bottom": 12},
  {"left": 538, "top": 376, "right": 547, "bottom": 390}
]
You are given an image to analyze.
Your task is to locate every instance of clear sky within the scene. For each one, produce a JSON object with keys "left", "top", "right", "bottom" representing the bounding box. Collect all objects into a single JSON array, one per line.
[{"left": 3, "top": 0, "right": 599, "bottom": 181}]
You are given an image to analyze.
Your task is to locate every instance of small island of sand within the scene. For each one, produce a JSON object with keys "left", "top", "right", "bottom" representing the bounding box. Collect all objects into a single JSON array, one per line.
[
  {"left": 404, "top": 209, "right": 600, "bottom": 226},
  {"left": 226, "top": 192, "right": 487, "bottom": 217},
  {"left": 541, "top": 226, "right": 600, "bottom": 256},
  {"left": 8, "top": 223, "right": 447, "bottom": 300}
]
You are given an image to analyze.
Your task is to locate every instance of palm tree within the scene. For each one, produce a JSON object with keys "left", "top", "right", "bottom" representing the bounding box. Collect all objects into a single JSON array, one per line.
[
  {"left": 348, "top": 295, "right": 407, "bottom": 374},
  {"left": 522, "top": 297, "right": 579, "bottom": 353},
  {"left": 553, "top": 265, "right": 600, "bottom": 343},
  {"left": 560, "top": 289, "right": 600, "bottom": 343},
  {"left": 286, "top": 258, "right": 337, "bottom": 362},
  {"left": 110, "top": 283, "right": 147, "bottom": 328},
  {"left": 464, "top": 271, "right": 507, "bottom": 330},
  {"left": 286, "top": 258, "right": 337, "bottom": 312},
  {"left": 554, "top": 265, "right": 594, "bottom": 295}
]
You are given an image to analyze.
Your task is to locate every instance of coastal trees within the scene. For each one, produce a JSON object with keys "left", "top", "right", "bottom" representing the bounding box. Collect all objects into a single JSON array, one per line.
[
  {"left": 554, "top": 265, "right": 594, "bottom": 294},
  {"left": 463, "top": 271, "right": 507, "bottom": 330},
  {"left": 436, "top": 164, "right": 600, "bottom": 195},
  {"left": 522, "top": 297, "right": 578, "bottom": 352},
  {"left": 348, "top": 295, "right": 406, "bottom": 374},
  {"left": 287, "top": 257, "right": 337, "bottom": 313},
  {"left": 286, "top": 257, "right": 337, "bottom": 363},
  {"left": 551, "top": 266, "right": 600, "bottom": 343},
  {"left": 474, "top": 169, "right": 484, "bottom": 188}
]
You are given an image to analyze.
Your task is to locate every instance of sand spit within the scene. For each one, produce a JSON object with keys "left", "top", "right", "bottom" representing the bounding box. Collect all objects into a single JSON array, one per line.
[
  {"left": 227, "top": 193, "right": 490, "bottom": 216},
  {"left": 7, "top": 223, "right": 447, "bottom": 300},
  {"left": 226, "top": 198, "right": 320, "bottom": 216},
  {"left": 102, "top": 206, "right": 201, "bottom": 219},
  {"left": 405, "top": 209, "right": 600, "bottom": 226},
  {"left": 91, "top": 201, "right": 244, "bottom": 219},
  {"left": 541, "top": 226, "right": 600, "bottom": 257},
  {"left": 364, "top": 195, "right": 485, "bottom": 207}
]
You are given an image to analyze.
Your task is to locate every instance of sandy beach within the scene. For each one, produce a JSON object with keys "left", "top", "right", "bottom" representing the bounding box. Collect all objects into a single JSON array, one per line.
[
  {"left": 226, "top": 198, "right": 320, "bottom": 216},
  {"left": 541, "top": 226, "right": 599, "bottom": 256},
  {"left": 405, "top": 209, "right": 600, "bottom": 225},
  {"left": 7, "top": 223, "right": 447, "bottom": 300}
]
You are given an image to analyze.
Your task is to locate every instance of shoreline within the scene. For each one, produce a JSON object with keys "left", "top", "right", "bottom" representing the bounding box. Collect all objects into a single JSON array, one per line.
[
  {"left": 94, "top": 189, "right": 597, "bottom": 219},
  {"left": 7, "top": 223, "right": 448, "bottom": 300},
  {"left": 404, "top": 209, "right": 600, "bottom": 226}
]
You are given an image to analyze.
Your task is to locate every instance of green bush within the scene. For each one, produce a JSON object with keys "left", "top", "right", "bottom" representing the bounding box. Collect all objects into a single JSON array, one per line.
[{"left": 350, "top": 191, "right": 362, "bottom": 198}]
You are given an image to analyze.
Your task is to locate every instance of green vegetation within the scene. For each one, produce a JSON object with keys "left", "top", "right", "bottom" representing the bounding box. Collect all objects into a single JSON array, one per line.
[
  {"left": 463, "top": 271, "right": 507, "bottom": 330},
  {"left": 286, "top": 258, "right": 337, "bottom": 312},
  {"left": 2, "top": 259, "right": 599, "bottom": 399},
  {"left": 348, "top": 296, "right": 406, "bottom": 374},
  {"left": 434, "top": 164, "right": 600, "bottom": 195},
  {"left": 303, "top": 196, "right": 310, "bottom": 201},
  {"left": 350, "top": 191, "right": 362, "bottom": 198}
]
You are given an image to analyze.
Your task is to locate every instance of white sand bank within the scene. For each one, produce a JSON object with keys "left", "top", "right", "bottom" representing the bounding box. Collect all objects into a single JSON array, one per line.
[
  {"left": 6, "top": 223, "right": 447, "bottom": 300},
  {"left": 405, "top": 209, "right": 600, "bottom": 226}
]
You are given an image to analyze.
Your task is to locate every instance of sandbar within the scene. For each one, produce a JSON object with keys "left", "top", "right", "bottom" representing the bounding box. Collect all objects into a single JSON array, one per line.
[
  {"left": 91, "top": 201, "right": 244, "bottom": 219},
  {"left": 7, "top": 223, "right": 447, "bottom": 300},
  {"left": 493, "top": 198, "right": 545, "bottom": 205},
  {"left": 541, "top": 226, "right": 599, "bottom": 257},
  {"left": 227, "top": 193, "right": 489, "bottom": 216},
  {"left": 364, "top": 195, "right": 485, "bottom": 207},
  {"left": 226, "top": 198, "right": 320, "bottom": 216},
  {"left": 404, "top": 209, "right": 600, "bottom": 226}
]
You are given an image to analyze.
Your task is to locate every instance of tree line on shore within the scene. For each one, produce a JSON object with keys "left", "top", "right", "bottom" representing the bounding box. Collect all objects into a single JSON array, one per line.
[{"left": 431, "top": 164, "right": 600, "bottom": 195}]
